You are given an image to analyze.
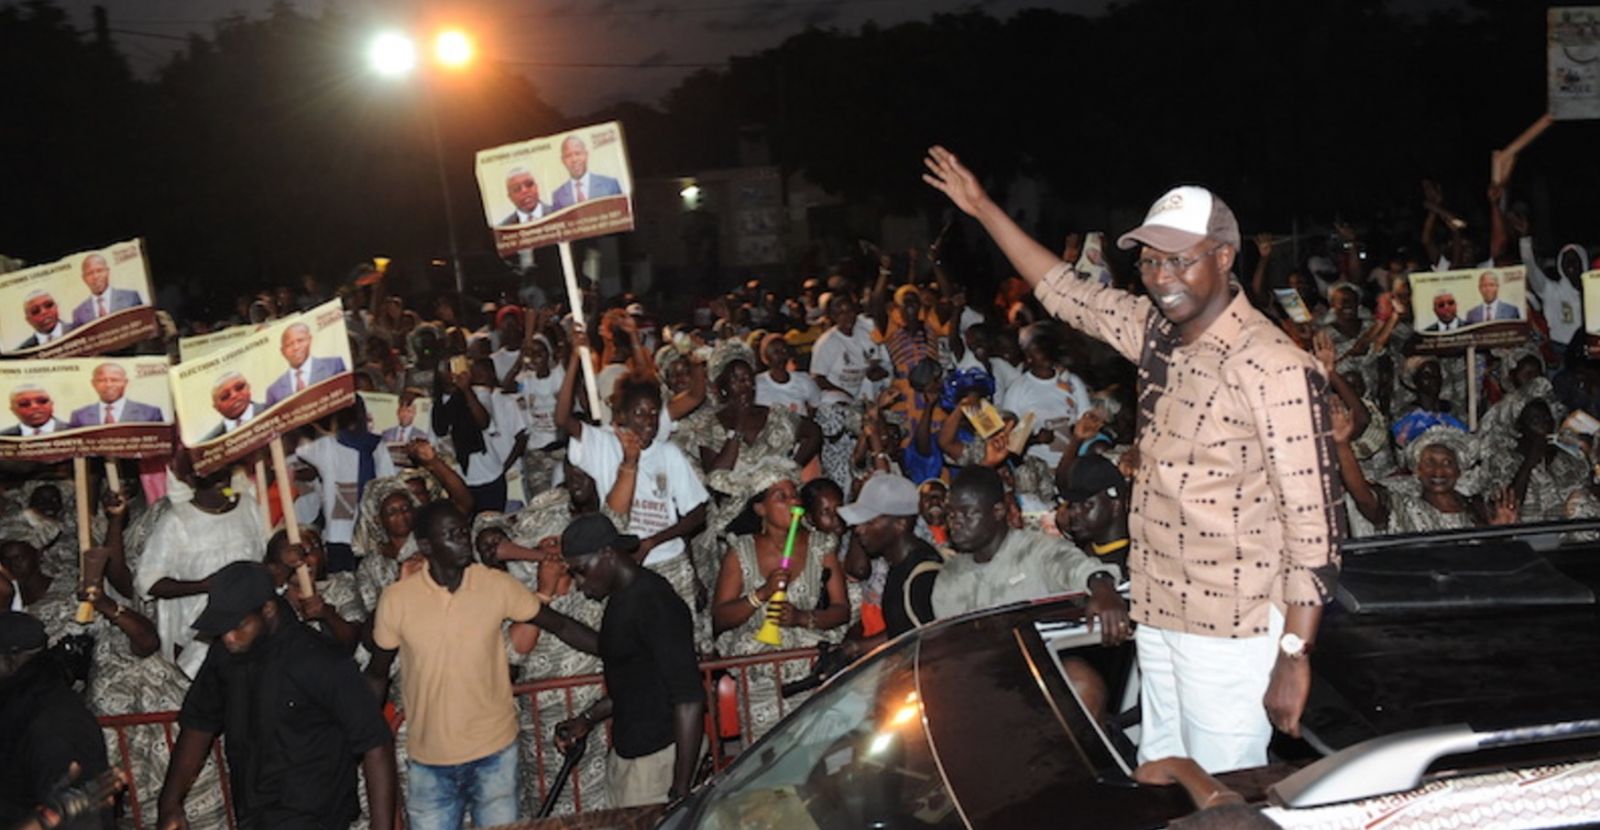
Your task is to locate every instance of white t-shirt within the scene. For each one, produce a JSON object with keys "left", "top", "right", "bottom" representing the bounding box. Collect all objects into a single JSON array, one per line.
[
  {"left": 491, "top": 347, "right": 522, "bottom": 383},
  {"left": 810, "top": 319, "right": 885, "bottom": 396},
  {"left": 1525, "top": 237, "right": 1582, "bottom": 345},
  {"left": 295, "top": 433, "right": 399, "bottom": 545},
  {"left": 998, "top": 368, "right": 1092, "bottom": 468},
  {"left": 755, "top": 370, "right": 821, "bottom": 414},
  {"left": 570, "top": 425, "right": 708, "bottom": 566},
  {"left": 514, "top": 366, "right": 566, "bottom": 449},
  {"left": 988, "top": 357, "right": 1022, "bottom": 402},
  {"left": 441, "top": 388, "right": 527, "bottom": 485}
]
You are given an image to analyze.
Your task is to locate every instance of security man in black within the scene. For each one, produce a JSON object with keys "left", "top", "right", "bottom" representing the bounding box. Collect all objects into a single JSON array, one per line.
[{"left": 155, "top": 562, "right": 396, "bottom": 829}]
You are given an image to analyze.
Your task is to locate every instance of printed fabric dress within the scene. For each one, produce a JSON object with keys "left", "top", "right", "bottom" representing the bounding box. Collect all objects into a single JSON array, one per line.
[
  {"left": 677, "top": 405, "right": 803, "bottom": 628},
  {"left": 713, "top": 532, "right": 844, "bottom": 746},
  {"left": 500, "top": 490, "right": 616, "bottom": 817}
]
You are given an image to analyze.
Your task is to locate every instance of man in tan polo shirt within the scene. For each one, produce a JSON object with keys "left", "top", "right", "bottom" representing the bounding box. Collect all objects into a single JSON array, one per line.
[
  {"left": 368, "top": 501, "right": 597, "bottom": 830},
  {"left": 925, "top": 148, "right": 1343, "bottom": 773}
]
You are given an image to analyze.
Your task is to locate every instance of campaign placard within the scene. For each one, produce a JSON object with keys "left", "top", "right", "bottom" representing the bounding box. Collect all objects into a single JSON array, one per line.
[
  {"left": 1409, "top": 266, "right": 1529, "bottom": 353},
  {"left": 359, "top": 390, "right": 436, "bottom": 467},
  {"left": 0, "top": 239, "right": 158, "bottom": 358},
  {"left": 0, "top": 357, "right": 174, "bottom": 462},
  {"left": 179, "top": 322, "right": 263, "bottom": 362},
  {"left": 1550, "top": 7, "right": 1600, "bottom": 120},
  {"left": 171, "top": 299, "right": 353, "bottom": 476},
  {"left": 475, "top": 121, "right": 636, "bottom": 256}
]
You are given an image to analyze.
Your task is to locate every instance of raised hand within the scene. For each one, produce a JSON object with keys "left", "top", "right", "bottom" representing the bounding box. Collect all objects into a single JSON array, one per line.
[
  {"left": 1488, "top": 488, "right": 1520, "bottom": 526},
  {"left": 1312, "top": 329, "right": 1336, "bottom": 375},
  {"left": 409, "top": 438, "right": 437, "bottom": 464},
  {"left": 1072, "top": 410, "right": 1107, "bottom": 442},
  {"left": 1254, "top": 231, "right": 1274, "bottom": 258},
  {"left": 617, "top": 427, "right": 643, "bottom": 466},
  {"left": 922, "top": 146, "right": 992, "bottom": 217},
  {"left": 1062, "top": 232, "right": 1083, "bottom": 264},
  {"left": 1329, "top": 398, "right": 1355, "bottom": 444}
]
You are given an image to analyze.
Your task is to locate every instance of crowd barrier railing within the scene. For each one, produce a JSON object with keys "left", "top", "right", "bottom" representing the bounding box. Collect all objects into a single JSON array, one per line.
[{"left": 97, "top": 647, "right": 820, "bottom": 829}]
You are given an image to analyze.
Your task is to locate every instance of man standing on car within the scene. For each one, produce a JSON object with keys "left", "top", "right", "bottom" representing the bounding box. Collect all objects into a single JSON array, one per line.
[
  {"left": 925, "top": 148, "right": 1343, "bottom": 773},
  {"left": 553, "top": 515, "right": 704, "bottom": 808}
]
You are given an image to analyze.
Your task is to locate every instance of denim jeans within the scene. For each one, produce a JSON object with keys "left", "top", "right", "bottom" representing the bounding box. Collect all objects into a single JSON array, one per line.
[{"left": 407, "top": 740, "right": 519, "bottom": 830}]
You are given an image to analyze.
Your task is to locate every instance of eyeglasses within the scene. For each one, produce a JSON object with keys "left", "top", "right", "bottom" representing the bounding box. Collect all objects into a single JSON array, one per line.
[{"left": 1136, "top": 245, "right": 1225, "bottom": 276}]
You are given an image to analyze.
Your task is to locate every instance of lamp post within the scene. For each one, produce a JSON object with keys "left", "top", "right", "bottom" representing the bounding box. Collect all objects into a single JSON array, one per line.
[{"left": 368, "top": 28, "right": 475, "bottom": 294}]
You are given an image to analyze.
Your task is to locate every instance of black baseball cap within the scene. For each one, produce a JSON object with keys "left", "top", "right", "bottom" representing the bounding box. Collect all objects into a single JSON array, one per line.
[
  {"left": 192, "top": 562, "right": 277, "bottom": 637},
  {"left": 560, "top": 514, "right": 640, "bottom": 559},
  {"left": 0, "top": 611, "right": 47, "bottom": 654},
  {"left": 1060, "top": 455, "right": 1129, "bottom": 502}
]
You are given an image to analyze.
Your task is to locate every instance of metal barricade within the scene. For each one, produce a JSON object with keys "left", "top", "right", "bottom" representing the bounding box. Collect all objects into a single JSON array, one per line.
[{"left": 98, "top": 647, "right": 819, "bottom": 828}]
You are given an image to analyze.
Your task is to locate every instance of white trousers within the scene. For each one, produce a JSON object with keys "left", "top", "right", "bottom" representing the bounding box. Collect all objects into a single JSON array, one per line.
[{"left": 1135, "top": 606, "right": 1283, "bottom": 773}]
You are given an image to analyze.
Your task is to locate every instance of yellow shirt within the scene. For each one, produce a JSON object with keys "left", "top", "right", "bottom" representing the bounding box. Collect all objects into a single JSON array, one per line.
[{"left": 374, "top": 563, "right": 541, "bottom": 764}]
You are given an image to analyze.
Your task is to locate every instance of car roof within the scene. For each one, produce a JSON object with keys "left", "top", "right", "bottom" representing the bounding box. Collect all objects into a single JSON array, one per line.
[{"left": 911, "top": 597, "right": 1192, "bottom": 829}]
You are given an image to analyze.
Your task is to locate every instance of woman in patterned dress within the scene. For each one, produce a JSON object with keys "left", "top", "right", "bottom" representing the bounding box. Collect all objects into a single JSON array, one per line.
[
  {"left": 676, "top": 341, "right": 822, "bottom": 614},
  {"left": 1335, "top": 414, "right": 1520, "bottom": 535},
  {"left": 709, "top": 459, "right": 849, "bottom": 744}
]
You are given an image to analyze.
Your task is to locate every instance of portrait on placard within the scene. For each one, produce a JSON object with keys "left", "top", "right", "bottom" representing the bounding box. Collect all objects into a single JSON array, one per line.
[
  {"left": 474, "top": 121, "right": 636, "bottom": 256},
  {"left": 0, "top": 357, "right": 173, "bottom": 461},
  {"left": 1409, "top": 267, "right": 1527, "bottom": 351},
  {"left": 0, "top": 239, "right": 157, "bottom": 358},
  {"left": 360, "top": 389, "right": 437, "bottom": 466},
  {"left": 171, "top": 299, "right": 354, "bottom": 476}
]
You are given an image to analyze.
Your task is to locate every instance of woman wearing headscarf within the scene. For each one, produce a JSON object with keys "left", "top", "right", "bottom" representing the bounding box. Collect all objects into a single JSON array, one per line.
[
  {"left": 709, "top": 458, "right": 848, "bottom": 743},
  {"left": 474, "top": 487, "right": 613, "bottom": 818},
  {"left": 675, "top": 339, "right": 821, "bottom": 600},
  {"left": 1335, "top": 414, "right": 1519, "bottom": 535},
  {"left": 1478, "top": 397, "right": 1588, "bottom": 524},
  {"left": 351, "top": 476, "right": 421, "bottom": 615}
]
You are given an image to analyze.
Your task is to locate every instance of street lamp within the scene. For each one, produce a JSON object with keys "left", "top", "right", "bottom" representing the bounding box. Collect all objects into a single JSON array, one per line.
[{"left": 366, "top": 28, "right": 475, "bottom": 293}]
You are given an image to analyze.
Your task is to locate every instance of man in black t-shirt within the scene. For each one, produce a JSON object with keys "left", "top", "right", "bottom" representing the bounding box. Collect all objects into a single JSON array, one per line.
[
  {"left": 156, "top": 563, "right": 396, "bottom": 830},
  {"left": 554, "top": 515, "right": 705, "bottom": 808},
  {"left": 840, "top": 475, "right": 942, "bottom": 649}
]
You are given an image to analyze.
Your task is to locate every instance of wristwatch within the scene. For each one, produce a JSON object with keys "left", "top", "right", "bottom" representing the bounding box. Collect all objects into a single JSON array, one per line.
[{"left": 1278, "top": 632, "right": 1309, "bottom": 660}]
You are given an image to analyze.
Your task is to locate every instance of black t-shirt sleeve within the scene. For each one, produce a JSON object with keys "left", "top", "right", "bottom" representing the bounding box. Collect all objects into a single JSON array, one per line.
[
  {"left": 906, "top": 566, "right": 938, "bottom": 628},
  {"left": 178, "top": 649, "right": 226, "bottom": 735},
  {"left": 640, "top": 585, "right": 704, "bottom": 707},
  {"left": 301, "top": 649, "right": 391, "bottom": 755}
]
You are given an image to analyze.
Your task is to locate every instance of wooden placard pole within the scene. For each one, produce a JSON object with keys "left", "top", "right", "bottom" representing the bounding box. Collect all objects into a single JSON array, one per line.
[
  {"left": 254, "top": 459, "right": 272, "bottom": 536},
  {"left": 104, "top": 460, "right": 121, "bottom": 497},
  {"left": 73, "top": 457, "right": 94, "bottom": 623},
  {"left": 559, "top": 241, "right": 602, "bottom": 417},
  {"left": 1467, "top": 345, "right": 1479, "bottom": 432},
  {"left": 269, "top": 437, "right": 314, "bottom": 598},
  {"left": 1492, "top": 114, "right": 1554, "bottom": 185}
]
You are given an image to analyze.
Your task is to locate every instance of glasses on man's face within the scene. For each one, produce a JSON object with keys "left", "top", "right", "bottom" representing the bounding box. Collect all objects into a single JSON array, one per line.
[{"left": 1136, "top": 245, "right": 1224, "bottom": 277}]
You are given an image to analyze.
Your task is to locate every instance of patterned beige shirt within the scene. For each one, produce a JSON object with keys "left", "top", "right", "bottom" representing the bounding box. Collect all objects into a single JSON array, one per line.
[{"left": 1035, "top": 265, "right": 1344, "bottom": 637}]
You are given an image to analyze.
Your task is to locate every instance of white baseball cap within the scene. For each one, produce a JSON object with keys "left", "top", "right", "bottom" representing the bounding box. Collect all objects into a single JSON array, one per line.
[
  {"left": 838, "top": 474, "right": 920, "bottom": 525},
  {"left": 1116, "top": 185, "right": 1241, "bottom": 253}
]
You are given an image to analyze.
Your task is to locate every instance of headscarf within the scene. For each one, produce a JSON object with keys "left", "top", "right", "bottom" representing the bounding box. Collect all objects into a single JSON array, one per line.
[
  {"left": 513, "top": 489, "right": 574, "bottom": 548},
  {"left": 351, "top": 475, "right": 420, "bottom": 558},
  {"left": 1404, "top": 425, "right": 1477, "bottom": 473},
  {"left": 707, "top": 339, "right": 757, "bottom": 399},
  {"left": 707, "top": 456, "right": 800, "bottom": 506}
]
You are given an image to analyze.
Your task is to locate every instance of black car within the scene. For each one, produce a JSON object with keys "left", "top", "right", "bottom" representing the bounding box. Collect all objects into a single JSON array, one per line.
[{"left": 511, "top": 520, "right": 1600, "bottom": 829}]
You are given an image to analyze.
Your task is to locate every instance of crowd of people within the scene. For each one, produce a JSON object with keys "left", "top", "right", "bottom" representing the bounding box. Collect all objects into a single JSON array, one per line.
[{"left": 2, "top": 145, "right": 1597, "bottom": 830}]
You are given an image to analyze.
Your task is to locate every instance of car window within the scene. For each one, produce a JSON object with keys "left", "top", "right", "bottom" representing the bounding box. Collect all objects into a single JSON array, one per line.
[{"left": 692, "top": 638, "right": 965, "bottom": 829}]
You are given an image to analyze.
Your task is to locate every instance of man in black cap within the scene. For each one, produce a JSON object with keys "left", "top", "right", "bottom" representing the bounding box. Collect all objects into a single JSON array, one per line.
[
  {"left": 553, "top": 515, "right": 704, "bottom": 808},
  {"left": 1056, "top": 455, "right": 1132, "bottom": 573},
  {"left": 0, "top": 612, "right": 111, "bottom": 830},
  {"left": 155, "top": 562, "right": 396, "bottom": 830}
]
